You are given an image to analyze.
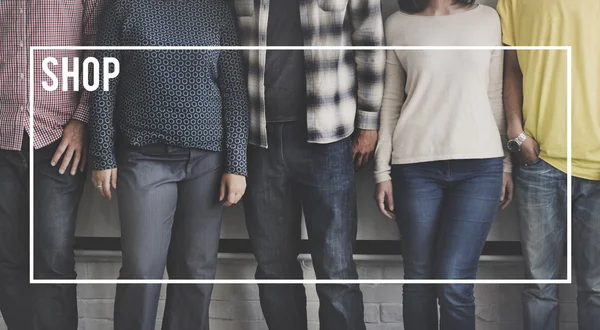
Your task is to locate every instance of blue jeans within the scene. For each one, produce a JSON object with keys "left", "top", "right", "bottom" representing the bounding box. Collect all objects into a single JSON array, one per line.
[
  {"left": 516, "top": 159, "right": 600, "bottom": 330},
  {"left": 0, "top": 134, "right": 84, "bottom": 330},
  {"left": 243, "top": 121, "right": 365, "bottom": 330},
  {"left": 32, "top": 138, "right": 85, "bottom": 330},
  {"left": 0, "top": 136, "right": 31, "bottom": 330},
  {"left": 391, "top": 158, "right": 504, "bottom": 330}
]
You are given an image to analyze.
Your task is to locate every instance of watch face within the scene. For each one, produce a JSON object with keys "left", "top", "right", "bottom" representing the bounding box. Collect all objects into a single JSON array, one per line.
[{"left": 507, "top": 140, "right": 520, "bottom": 153}]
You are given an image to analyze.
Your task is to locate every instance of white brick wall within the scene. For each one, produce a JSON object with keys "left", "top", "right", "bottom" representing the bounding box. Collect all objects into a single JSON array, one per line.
[{"left": 0, "top": 256, "right": 578, "bottom": 330}]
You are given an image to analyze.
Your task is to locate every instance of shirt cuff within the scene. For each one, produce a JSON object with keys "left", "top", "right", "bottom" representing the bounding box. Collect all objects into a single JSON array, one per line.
[
  {"left": 356, "top": 110, "right": 379, "bottom": 131},
  {"left": 503, "top": 158, "right": 513, "bottom": 173},
  {"left": 72, "top": 105, "right": 90, "bottom": 124},
  {"left": 92, "top": 154, "right": 118, "bottom": 171},
  {"left": 375, "top": 171, "right": 392, "bottom": 184},
  {"left": 225, "top": 165, "right": 247, "bottom": 176},
  {"left": 225, "top": 148, "right": 247, "bottom": 177}
]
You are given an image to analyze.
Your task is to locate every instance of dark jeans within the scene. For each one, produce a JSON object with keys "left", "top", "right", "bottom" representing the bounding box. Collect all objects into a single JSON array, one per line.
[
  {"left": 114, "top": 143, "right": 224, "bottom": 330},
  {"left": 33, "top": 138, "right": 85, "bottom": 330},
  {"left": 391, "top": 158, "right": 504, "bottom": 330},
  {"left": 0, "top": 137, "right": 31, "bottom": 330},
  {"left": 516, "top": 159, "right": 600, "bottom": 330},
  {"left": 0, "top": 134, "right": 84, "bottom": 330},
  {"left": 243, "top": 121, "right": 365, "bottom": 330}
]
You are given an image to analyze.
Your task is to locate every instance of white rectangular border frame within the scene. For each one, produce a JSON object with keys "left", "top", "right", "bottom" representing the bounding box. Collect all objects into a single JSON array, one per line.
[{"left": 30, "top": 45, "right": 572, "bottom": 285}]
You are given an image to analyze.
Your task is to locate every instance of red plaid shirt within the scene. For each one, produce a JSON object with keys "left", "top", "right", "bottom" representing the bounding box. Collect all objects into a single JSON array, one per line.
[{"left": 0, "top": 0, "right": 105, "bottom": 151}]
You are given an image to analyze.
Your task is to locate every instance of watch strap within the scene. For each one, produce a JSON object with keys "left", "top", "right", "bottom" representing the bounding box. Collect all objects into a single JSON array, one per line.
[{"left": 515, "top": 132, "right": 528, "bottom": 145}]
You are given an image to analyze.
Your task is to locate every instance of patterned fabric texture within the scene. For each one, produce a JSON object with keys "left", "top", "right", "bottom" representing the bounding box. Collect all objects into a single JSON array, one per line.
[
  {"left": 0, "top": 0, "right": 105, "bottom": 150},
  {"left": 229, "top": 0, "right": 386, "bottom": 147},
  {"left": 89, "top": 0, "right": 249, "bottom": 175}
]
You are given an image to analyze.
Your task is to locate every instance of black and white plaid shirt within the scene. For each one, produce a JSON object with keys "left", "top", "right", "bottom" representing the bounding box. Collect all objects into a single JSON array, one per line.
[{"left": 230, "top": 0, "right": 385, "bottom": 147}]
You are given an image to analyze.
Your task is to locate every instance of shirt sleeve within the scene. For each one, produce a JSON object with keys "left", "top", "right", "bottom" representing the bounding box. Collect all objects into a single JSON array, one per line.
[
  {"left": 488, "top": 15, "right": 513, "bottom": 173},
  {"left": 348, "top": 0, "right": 386, "bottom": 131},
  {"left": 73, "top": 0, "right": 107, "bottom": 123},
  {"left": 89, "top": 0, "right": 125, "bottom": 170},
  {"left": 217, "top": 5, "right": 250, "bottom": 176},
  {"left": 496, "top": 0, "right": 517, "bottom": 46},
  {"left": 374, "top": 42, "right": 406, "bottom": 183}
]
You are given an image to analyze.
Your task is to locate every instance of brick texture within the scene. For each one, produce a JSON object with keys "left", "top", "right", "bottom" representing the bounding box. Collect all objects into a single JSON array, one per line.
[{"left": 0, "top": 257, "right": 579, "bottom": 330}]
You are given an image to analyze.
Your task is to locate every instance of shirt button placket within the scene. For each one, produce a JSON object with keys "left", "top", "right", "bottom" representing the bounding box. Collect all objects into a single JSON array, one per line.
[
  {"left": 260, "top": 1, "right": 269, "bottom": 44},
  {"left": 19, "top": 4, "right": 27, "bottom": 115}
]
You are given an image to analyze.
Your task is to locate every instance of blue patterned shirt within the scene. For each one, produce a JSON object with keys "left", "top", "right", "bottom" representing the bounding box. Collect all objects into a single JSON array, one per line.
[{"left": 89, "top": 0, "right": 249, "bottom": 175}]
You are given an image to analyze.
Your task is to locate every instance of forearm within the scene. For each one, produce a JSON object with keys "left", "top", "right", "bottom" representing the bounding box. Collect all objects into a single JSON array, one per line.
[
  {"left": 88, "top": 103, "right": 117, "bottom": 170},
  {"left": 88, "top": 51, "right": 120, "bottom": 170},
  {"left": 222, "top": 88, "right": 249, "bottom": 176},
  {"left": 349, "top": 0, "right": 385, "bottom": 130},
  {"left": 88, "top": 53, "right": 118, "bottom": 170},
  {"left": 75, "top": 0, "right": 106, "bottom": 123},
  {"left": 489, "top": 49, "right": 512, "bottom": 172},
  {"left": 354, "top": 48, "right": 385, "bottom": 130},
  {"left": 374, "top": 50, "right": 405, "bottom": 183},
  {"left": 218, "top": 48, "right": 249, "bottom": 176},
  {"left": 503, "top": 50, "right": 524, "bottom": 138},
  {"left": 374, "top": 110, "right": 400, "bottom": 183}
]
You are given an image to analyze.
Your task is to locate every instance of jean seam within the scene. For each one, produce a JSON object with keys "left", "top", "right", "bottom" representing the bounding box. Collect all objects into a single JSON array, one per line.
[{"left": 278, "top": 124, "right": 289, "bottom": 171}]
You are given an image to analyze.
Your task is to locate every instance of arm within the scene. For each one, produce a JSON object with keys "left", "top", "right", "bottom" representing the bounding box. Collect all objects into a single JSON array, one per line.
[
  {"left": 497, "top": 0, "right": 539, "bottom": 167},
  {"left": 490, "top": 48, "right": 512, "bottom": 173},
  {"left": 497, "top": 0, "right": 524, "bottom": 139},
  {"left": 348, "top": 0, "right": 385, "bottom": 168},
  {"left": 50, "top": 0, "right": 107, "bottom": 175},
  {"left": 89, "top": 0, "right": 124, "bottom": 172},
  {"left": 373, "top": 43, "right": 405, "bottom": 219},
  {"left": 496, "top": 49, "right": 519, "bottom": 208},
  {"left": 374, "top": 49, "right": 405, "bottom": 184},
  {"left": 73, "top": 0, "right": 107, "bottom": 123},
  {"left": 504, "top": 49, "right": 540, "bottom": 164},
  {"left": 348, "top": 0, "right": 386, "bottom": 130},
  {"left": 503, "top": 50, "right": 524, "bottom": 139},
  {"left": 51, "top": 0, "right": 108, "bottom": 175},
  {"left": 217, "top": 7, "right": 249, "bottom": 177}
]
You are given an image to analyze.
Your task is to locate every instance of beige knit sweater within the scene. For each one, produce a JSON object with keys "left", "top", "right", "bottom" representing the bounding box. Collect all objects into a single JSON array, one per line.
[{"left": 374, "top": 5, "right": 512, "bottom": 183}]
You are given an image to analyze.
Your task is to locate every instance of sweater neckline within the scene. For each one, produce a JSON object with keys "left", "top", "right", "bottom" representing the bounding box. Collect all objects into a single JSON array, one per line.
[{"left": 397, "top": 4, "right": 482, "bottom": 19}]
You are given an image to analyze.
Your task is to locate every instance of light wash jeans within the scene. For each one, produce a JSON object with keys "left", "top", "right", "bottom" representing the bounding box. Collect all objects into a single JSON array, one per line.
[{"left": 516, "top": 159, "right": 600, "bottom": 330}]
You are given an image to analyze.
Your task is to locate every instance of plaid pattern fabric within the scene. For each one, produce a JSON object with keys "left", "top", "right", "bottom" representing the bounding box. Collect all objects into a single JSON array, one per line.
[
  {"left": 230, "top": 0, "right": 385, "bottom": 147},
  {"left": 0, "top": 0, "right": 105, "bottom": 151}
]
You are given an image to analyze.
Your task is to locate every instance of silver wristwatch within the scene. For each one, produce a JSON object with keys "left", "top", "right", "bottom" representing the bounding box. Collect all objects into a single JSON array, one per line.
[{"left": 507, "top": 132, "right": 528, "bottom": 153}]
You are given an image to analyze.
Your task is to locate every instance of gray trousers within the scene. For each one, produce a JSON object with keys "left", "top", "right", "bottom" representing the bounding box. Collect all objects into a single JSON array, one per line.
[{"left": 114, "top": 143, "right": 224, "bottom": 330}]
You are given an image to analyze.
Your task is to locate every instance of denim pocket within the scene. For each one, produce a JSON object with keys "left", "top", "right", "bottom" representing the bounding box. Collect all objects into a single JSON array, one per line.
[{"left": 521, "top": 157, "right": 542, "bottom": 168}]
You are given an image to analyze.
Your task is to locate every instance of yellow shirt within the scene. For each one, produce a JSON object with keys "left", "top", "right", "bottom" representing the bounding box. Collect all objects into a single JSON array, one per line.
[{"left": 496, "top": 0, "right": 600, "bottom": 180}]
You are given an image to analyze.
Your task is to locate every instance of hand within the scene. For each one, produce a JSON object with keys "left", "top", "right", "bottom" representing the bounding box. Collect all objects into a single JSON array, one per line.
[
  {"left": 92, "top": 169, "right": 118, "bottom": 200},
  {"left": 500, "top": 172, "right": 514, "bottom": 210},
  {"left": 508, "top": 127, "right": 540, "bottom": 165},
  {"left": 352, "top": 129, "right": 378, "bottom": 169},
  {"left": 219, "top": 173, "right": 246, "bottom": 207},
  {"left": 519, "top": 137, "right": 540, "bottom": 165},
  {"left": 375, "top": 180, "right": 395, "bottom": 219},
  {"left": 51, "top": 119, "right": 88, "bottom": 175}
]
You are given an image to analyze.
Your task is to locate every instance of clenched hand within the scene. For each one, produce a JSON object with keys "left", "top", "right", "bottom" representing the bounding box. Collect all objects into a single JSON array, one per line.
[{"left": 219, "top": 173, "right": 246, "bottom": 207}]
